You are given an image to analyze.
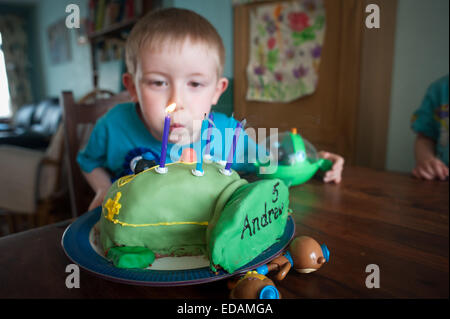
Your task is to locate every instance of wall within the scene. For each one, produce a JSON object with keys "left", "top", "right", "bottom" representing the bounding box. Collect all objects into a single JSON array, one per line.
[
  {"left": 386, "top": 0, "right": 449, "bottom": 172},
  {"left": 37, "top": 0, "right": 92, "bottom": 101}
]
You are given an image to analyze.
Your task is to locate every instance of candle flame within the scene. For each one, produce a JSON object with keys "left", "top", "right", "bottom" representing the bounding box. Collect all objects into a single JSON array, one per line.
[{"left": 166, "top": 103, "right": 177, "bottom": 113}]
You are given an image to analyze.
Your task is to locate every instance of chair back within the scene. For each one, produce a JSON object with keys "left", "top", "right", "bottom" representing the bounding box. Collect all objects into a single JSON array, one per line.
[{"left": 61, "top": 90, "right": 131, "bottom": 217}]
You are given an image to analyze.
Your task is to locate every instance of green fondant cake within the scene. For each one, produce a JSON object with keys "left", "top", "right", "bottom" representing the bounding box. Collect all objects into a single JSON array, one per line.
[{"left": 100, "top": 161, "right": 289, "bottom": 273}]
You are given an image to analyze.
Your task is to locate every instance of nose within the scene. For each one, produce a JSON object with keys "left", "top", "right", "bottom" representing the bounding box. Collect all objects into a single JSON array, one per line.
[{"left": 169, "top": 85, "right": 184, "bottom": 110}]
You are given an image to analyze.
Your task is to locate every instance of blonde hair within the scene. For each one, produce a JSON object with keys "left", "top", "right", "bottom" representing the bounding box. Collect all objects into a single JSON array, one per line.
[{"left": 125, "top": 8, "right": 225, "bottom": 77}]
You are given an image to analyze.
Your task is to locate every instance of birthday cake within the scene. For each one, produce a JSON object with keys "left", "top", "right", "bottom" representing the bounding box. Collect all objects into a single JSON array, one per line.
[{"left": 99, "top": 161, "right": 289, "bottom": 273}]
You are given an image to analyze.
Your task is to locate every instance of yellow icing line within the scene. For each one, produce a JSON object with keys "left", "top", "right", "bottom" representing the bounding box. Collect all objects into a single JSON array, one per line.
[
  {"left": 104, "top": 215, "right": 208, "bottom": 228},
  {"left": 118, "top": 175, "right": 135, "bottom": 187}
]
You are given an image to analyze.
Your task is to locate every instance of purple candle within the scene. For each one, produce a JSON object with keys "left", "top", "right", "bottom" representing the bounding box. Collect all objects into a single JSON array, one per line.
[
  {"left": 224, "top": 121, "right": 242, "bottom": 171},
  {"left": 159, "top": 103, "right": 176, "bottom": 169},
  {"left": 204, "top": 113, "right": 214, "bottom": 156}
]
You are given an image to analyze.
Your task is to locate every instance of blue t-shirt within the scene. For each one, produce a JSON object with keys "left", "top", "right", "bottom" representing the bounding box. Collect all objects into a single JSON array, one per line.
[
  {"left": 77, "top": 103, "right": 257, "bottom": 180},
  {"left": 411, "top": 75, "right": 449, "bottom": 166}
]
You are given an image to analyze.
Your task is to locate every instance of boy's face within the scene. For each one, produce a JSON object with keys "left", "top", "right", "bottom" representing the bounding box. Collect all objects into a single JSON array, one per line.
[{"left": 123, "top": 39, "right": 228, "bottom": 145}]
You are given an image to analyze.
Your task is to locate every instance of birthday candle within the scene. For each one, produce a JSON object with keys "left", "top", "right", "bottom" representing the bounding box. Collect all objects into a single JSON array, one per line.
[
  {"left": 204, "top": 113, "right": 214, "bottom": 157},
  {"left": 224, "top": 121, "right": 242, "bottom": 171},
  {"left": 159, "top": 103, "right": 176, "bottom": 169},
  {"left": 221, "top": 117, "right": 233, "bottom": 164},
  {"left": 195, "top": 114, "right": 208, "bottom": 173}
]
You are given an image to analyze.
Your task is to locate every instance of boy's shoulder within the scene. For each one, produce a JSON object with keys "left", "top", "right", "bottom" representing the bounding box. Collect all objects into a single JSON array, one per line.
[
  {"left": 97, "top": 102, "right": 137, "bottom": 125},
  {"left": 104, "top": 102, "right": 136, "bottom": 118}
]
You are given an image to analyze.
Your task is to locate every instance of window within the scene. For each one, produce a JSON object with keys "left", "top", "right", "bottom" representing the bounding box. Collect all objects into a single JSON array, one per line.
[{"left": 0, "top": 32, "right": 11, "bottom": 118}]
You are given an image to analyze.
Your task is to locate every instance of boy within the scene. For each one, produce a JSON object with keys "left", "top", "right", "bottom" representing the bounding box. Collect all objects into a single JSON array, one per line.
[
  {"left": 411, "top": 75, "right": 449, "bottom": 180},
  {"left": 78, "top": 8, "right": 344, "bottom": 211}
]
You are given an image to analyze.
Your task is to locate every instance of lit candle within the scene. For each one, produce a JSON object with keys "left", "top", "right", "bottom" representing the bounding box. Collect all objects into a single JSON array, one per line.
[
  {"left": 221, "top": 121, "right": 242, "bottom": 175},
  {"left": 219, "top": 117, "right": 233, "bottom": 166},
  {"left": 156, "top": 103, "right": 176, "bottom": 174},
  {"left": 193, "top": 114, "right": 208, "bottom": 175},
  {"left": 204, "top": 113, "right": 214, "bottom": 159}
]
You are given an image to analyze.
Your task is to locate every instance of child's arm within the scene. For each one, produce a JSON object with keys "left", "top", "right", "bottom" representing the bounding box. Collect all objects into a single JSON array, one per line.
[
  {"left": 318, "top": 151, "right": 344, "bottom": 184},
  {"left": 83, "top": 167, "right": 112, "bottom": 211},
  {"left": 412, "top": 133, "right": 449, "bottom": 180}
]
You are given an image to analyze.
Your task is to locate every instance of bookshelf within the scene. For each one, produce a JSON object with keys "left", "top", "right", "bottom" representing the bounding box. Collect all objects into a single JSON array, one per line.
[
  {"left": 88, "top": 17, "right": 140, "bottom": 40},
  {"left": 87, "top": 0, "right": 159, "bottom": 89}
]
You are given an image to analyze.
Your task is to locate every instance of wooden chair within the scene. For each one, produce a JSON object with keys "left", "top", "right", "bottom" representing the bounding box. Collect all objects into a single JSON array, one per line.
[{"left": 62, "top": 90, "right": 131, "bottom": 217}]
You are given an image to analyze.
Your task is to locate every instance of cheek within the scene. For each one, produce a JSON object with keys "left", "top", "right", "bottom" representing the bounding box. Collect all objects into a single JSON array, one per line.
[
  {"left": 139, "top": 103, "right": 163, "bottom": 129},
  {"left": 137, "top": 87, "right": 164, "bottom": 121}
]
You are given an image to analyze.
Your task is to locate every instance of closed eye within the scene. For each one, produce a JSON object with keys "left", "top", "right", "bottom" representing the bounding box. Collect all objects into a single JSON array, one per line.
[
  {"left": 189, "top": 81, "right": 202, "bottom": 88},
  {"left": 151, "top": 80, "right": 168, "bottom": 87},
  {"left": 143, "top": 79, "right": 168, "bottom": 88}
]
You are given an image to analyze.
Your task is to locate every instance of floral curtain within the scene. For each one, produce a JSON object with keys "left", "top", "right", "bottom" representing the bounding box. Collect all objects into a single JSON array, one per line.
[
  {"left": 0, "top": 14, "right": 33, "bottom": 113},
  {"left": 246, "top": 0, "right": 326, "bottom": 102}
]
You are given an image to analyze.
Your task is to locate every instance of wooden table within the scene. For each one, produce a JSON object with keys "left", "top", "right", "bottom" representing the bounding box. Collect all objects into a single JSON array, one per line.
[{"left": 0, "top": 167, "right": 448, "bottom": 298}]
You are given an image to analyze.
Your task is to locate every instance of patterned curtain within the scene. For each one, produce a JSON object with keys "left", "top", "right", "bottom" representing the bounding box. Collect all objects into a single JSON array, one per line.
[
  {"left": 246, "top": 0, "right": 326, "bottom": 102},
  {"left": 0, "top": 14, "right": 33, "bottom": 113}
]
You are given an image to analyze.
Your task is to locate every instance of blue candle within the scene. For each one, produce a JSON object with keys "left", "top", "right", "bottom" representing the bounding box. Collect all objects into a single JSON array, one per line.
[
  {"left": 224, "top": 121, "right": 242, "bottom": 171},
  {"left": 159, "top": 103, "right": 176, "bottom": 169},
  {"left": 195, "top": 114, "right": 208, "bottom": 173},
  {"left": 204, "top": 113, "right": 214, "bottom": 157}
]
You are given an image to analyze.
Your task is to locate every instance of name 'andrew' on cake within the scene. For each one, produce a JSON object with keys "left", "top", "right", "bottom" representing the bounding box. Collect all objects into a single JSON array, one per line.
[
  {"left": 240, "top": 182, "right": 285, "bottom": 240},
  {"left": 207, "top": 179, "right": 289, "bottom": 273}
]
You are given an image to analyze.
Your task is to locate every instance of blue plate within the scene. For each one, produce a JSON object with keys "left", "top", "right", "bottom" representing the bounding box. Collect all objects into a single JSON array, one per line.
[{"left": 61, "top": 207, "right": 296, "bottom": 286}]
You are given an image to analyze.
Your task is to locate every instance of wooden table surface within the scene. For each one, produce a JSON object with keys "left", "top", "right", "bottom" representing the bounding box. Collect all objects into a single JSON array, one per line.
[{"left": 0, "top": 167, "right": 448, "bottom": 299}]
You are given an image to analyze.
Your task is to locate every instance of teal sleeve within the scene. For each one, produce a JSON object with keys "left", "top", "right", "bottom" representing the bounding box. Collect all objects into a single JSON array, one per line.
[
  {"left": 77, "top": 119, "right": 108, "bottom": 173},
  {"left": 411, "top": 86, "right": 440, "bottom": 141}
]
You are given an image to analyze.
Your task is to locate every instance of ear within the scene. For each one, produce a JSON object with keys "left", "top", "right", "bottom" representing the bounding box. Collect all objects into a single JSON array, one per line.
[
  {"left": 211, "top": 77, "right": 229, "bottom": 105},
  {"left": 122, "top": 73, "right": 139, "bottom": 102}
]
